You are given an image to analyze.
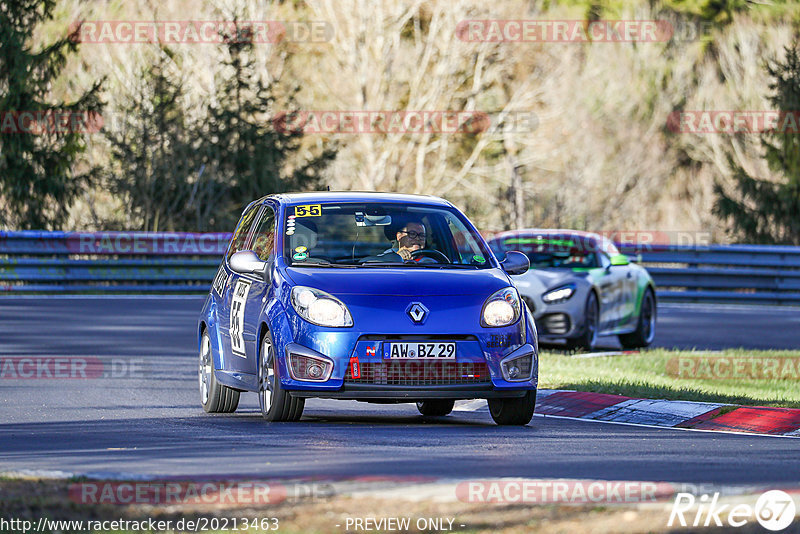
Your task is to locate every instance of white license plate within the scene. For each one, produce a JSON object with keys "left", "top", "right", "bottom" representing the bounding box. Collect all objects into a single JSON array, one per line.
[{"left": 384, "top": 342, "right": 456, "bottom": 360}]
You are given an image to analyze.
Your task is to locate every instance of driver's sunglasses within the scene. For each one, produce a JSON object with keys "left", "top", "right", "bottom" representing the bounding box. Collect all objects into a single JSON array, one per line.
[{"left": 399, "top": 230, "right": 426, "bottom": 240}]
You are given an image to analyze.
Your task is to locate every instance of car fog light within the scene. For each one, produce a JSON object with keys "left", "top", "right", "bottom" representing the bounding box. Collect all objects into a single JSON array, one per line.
[
  {"left": 288, "top": 353, "right": 333, "bottom": 382},
  {"left": 501, "top": 353, "right": 533, "bottom": 382},
  {"left": 307, "top": 364, "right": 324, "bottom": 378}
]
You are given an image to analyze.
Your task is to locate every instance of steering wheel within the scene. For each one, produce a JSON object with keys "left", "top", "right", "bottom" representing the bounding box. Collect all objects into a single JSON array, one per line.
[{"left": 410, "top": 249, "right": 451, "bottom": 264}]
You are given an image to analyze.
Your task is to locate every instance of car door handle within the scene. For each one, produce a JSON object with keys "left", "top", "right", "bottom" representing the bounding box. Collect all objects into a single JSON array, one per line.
[{"left": 626, "top": 272, "right": 632, "bottom": 279}]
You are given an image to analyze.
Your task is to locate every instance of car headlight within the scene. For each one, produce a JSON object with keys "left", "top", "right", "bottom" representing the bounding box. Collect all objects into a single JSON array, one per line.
[
  {"left": 291, "top": 286, "right": 353, "bottom": 327},
  {"left": 481, "top": 287, "right": 521, "bottom": 327},
  {"left": 542, "top": 284, "right": 576, "bottom": 303}
]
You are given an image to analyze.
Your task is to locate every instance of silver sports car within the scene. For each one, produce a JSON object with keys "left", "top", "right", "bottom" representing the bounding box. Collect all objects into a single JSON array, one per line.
[{"left": 489, "top": 230, "right": 656, "bottom": 351}]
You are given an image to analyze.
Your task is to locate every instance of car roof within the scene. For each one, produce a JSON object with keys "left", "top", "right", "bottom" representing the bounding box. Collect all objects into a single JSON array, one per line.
[
  {"left": 491, "top": 229, "right": 601, "bottom": 245},
  {"left": 257, "top": 191, "right": 453, "bottom": 207},
  {"left": 490, "top": 228, "right": 623, "bottom": 254}
]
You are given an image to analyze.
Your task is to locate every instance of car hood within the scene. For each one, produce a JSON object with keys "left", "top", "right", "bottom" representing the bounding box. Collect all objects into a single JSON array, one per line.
[
  {"left": 512, "top": 268, "right": 589, "bottom": 294},
  {"left": 284, "top": 266, "right": 512, "bottom": 296}
]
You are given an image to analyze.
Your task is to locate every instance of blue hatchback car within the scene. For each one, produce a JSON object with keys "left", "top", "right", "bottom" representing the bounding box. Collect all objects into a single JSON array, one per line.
[{"left": 198, "top": 192, "right": 538, "bottom": 425}]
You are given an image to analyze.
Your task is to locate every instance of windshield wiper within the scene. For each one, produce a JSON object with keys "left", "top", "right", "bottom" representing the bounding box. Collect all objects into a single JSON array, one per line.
[
  {"left": 291, "top": 260, "right": 358, "bottom": 268},
  {"left": 359, "top": 262, "right": 479, "bottom": 269},
  {"left": 358, "top": 262, "right": 409, "bottom": 267}
]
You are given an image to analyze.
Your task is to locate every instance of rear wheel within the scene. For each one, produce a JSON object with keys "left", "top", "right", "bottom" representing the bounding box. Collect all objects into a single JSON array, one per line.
[
  {"left": 488, "top": 390, "right": 536, "bottom": 426},
  {"left": 619, "top": 289, "right": 656, "bottom": 348},
  {"left": 258, "top": 331, "right": 304, "bottom": 422},
  {"left": 416, "top": 400, "right": 455, "bottom": 416},
  {"left": 199, "top": 330, "right": 239, "bottom": 413},
  {"left": 568, "top": 291, "right": 599, "bottom": 351}
]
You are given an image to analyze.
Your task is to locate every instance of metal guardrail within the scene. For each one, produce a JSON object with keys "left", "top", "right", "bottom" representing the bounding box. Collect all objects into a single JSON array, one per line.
[
  {"left": 0, "top": 231, "right": 230, "bottom": 293},
  {"left": 616, "top": 243, "right": 800, "bottom": 305},
  {"left": 1, "top": 232, "right": 799, "bottom": 304}
]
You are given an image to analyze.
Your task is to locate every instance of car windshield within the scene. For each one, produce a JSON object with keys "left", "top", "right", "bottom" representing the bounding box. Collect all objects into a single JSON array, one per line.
[
  {"left": 492, "top": 236, "right": 598, "bottom": 269},
  {"left": 280, "top": 202, "right": 493, "bottom": 268}
]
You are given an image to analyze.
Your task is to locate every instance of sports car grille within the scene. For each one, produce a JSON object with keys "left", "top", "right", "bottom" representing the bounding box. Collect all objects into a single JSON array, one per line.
[
  {"left": 344, "top": 361, "right": 490, "bottom": 386},
  {"left": 539, "top": 313, "right": 570, "bottom": 335}
]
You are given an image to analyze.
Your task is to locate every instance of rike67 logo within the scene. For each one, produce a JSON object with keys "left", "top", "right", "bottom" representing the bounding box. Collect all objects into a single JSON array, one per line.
[{"left": 668, "top": 490, "right": 796, "bottom": 531}]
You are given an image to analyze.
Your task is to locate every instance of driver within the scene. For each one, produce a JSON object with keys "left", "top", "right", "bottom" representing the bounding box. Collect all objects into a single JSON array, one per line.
[
  {"left": 394, "top": 219, "right": 427, "bottom": 261},
  {"left": 374, "top": 217, "right": 430, "bottom": 262}
]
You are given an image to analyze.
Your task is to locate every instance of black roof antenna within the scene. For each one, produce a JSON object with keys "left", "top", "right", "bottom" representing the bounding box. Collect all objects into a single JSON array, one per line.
[{"left": 326, "top": 185, "right": 331, "bottom": 191}]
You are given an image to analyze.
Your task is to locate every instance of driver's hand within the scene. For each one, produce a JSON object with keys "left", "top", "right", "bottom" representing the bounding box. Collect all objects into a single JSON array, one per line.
[{"left": 398, "top": 248, "right": 413, "bottom": 261}]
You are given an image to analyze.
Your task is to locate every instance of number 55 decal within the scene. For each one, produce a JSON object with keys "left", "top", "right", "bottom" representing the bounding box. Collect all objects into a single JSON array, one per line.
[
  {"left": 294, "top": 204, "right": 321, "bottom": 217},
  {"left": 230, "top": 279, "right": 251, "bottom": 358}
]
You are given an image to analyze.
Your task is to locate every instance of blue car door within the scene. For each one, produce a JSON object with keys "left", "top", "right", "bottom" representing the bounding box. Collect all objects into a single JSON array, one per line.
[
  {"left": 232, "top": 204, "right": 277, "bottom": 375},
  {"left": 219, "top": 203, "right": 261, "bottom": 373}
]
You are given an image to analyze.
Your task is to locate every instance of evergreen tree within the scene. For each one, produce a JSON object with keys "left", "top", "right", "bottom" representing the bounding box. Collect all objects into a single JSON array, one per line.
[
  {"left": 715, "top": 43, "right": 800, "bottom": 245},
  {"left": 200, "top": 26, "right": 336, "bottom": 227},
  {"left": 106, "top": 49, "right": 225, "bottom": 231},
  {"left": 0, "top": 0, "right": 103, "bottom": 229}
]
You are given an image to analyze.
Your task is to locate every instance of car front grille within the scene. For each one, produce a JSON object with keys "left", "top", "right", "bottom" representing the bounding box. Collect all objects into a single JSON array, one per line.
[
  {"left": 344, "top": 360, "right": 491, "bottom": 386},
  {"left": 539, "top": 313, "right": 570, "bottom": 335}
]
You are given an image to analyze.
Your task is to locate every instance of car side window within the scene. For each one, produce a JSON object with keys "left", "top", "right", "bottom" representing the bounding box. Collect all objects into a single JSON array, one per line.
[
  {"left": 598, "top": 252, "right": 611, "bottom": 269},
  {"left": 226, "top": 204, "right": 260, "bottom": 262},
  {"left": 251, "top": 206, "right": 276, "bottom": 261}
]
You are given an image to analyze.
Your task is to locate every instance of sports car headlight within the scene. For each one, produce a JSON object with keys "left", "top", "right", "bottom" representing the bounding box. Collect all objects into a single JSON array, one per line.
[
  {"left": 481, "top": 287, "right": 521, "bottom": 327},
  {"left": 542, "top": 284, "right": 576, "bottom": 303},
  {"left": 291, "top": 286, "right": 353, "bottom": 327}
]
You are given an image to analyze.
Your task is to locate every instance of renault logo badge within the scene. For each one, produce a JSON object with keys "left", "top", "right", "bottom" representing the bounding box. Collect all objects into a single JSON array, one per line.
[{"left": 406, "top": 302, "right": 428, "bottom": 324}]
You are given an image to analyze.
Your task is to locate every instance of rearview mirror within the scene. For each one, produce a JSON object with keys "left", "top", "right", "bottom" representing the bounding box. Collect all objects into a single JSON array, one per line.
[
  {"left": 355, "top": 211, "right": 391, "bottom": 227},
  {"left": 500, "top": 251, "right": 530, "bottom": 276},
  {"left": 230, "top": 250, "right": 269, "bottom": 280}
]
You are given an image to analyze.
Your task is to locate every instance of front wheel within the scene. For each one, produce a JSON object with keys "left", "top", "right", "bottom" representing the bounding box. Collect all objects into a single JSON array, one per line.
[
  {"left": 199, "top": 330, "right": 239, "bottom": 413},
  {"left": 488, "top": 390, "right": 536, "bottom": 426},
  {"left": 619, "top": 289, "right": 656, "bottom": 348},
  {"left": 416, "top": 400, "right": 455, "bottom": 416},
  {"left": 258, "top": 332, "right": 304, "bottom": 422},
  {"left": 568, "top": 291, "right": 599, "bottom": 351}
]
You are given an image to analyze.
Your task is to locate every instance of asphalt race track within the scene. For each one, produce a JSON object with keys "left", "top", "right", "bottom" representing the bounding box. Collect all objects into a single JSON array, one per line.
[{"left": 0, "top": 297, "right": 798, "bottom": 485}]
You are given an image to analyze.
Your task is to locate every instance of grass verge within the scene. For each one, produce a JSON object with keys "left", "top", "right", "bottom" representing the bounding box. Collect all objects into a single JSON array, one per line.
[{"left": 539, "top": 348, "right": 800, "bottom": 408}]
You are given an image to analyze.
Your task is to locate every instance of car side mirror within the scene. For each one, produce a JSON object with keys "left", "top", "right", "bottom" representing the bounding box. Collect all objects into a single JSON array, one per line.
[
  {"left": 230, "top": 250, "right": 269, "bottom": 280},
  {"left": 610, "top": 254, "right": 630, "bottom": 266},
  {"left": 500, "top": 251, "right": 530, "bottom": 275}
]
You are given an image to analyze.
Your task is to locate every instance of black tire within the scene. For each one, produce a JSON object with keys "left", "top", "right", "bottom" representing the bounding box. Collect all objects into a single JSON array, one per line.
[
  {"left": 416, "top": 400, "right": 455, "bottom": 416},
  {"left": 619, "top": 289, "right": 656, "bottom": 349},
  {"left": 199, "top": 330, "right": 240, "bottom": 413},
  {"left": 258, "top": 331, "right": 305, "bottom": 422},
  {"left": 488, "top": 390, "right": 536, "bottom": 426},
  {"left": 568, "top": 291, "right": 599, "bottom": 351}
]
